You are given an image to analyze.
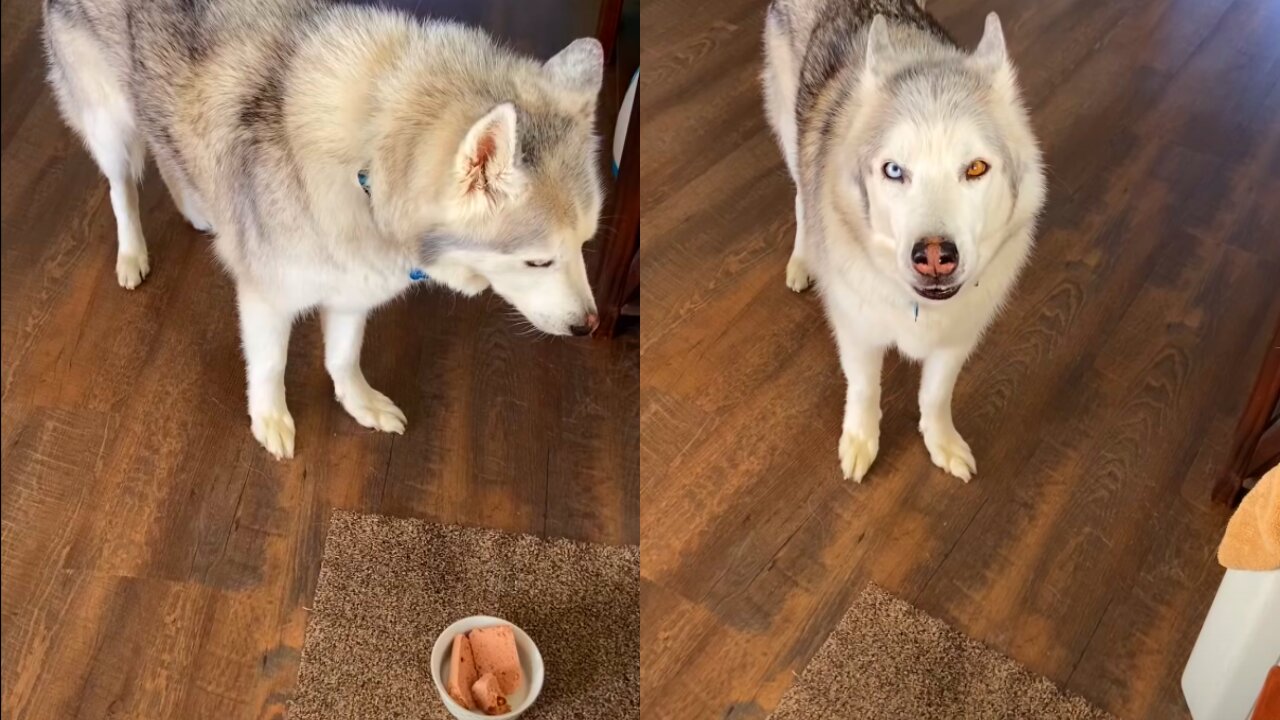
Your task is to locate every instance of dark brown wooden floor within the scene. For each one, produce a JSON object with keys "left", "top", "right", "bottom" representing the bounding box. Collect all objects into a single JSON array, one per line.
[
  {"left": 639, "top": 0, "right": 1280, "bottom": 718},
  {"left": 0, "top": 2, "right": 638, "bottom": 719}
]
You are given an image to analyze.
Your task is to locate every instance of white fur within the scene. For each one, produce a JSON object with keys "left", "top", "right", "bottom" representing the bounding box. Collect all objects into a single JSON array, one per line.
[
  {"left": 764, "top": 6, "right": 1046, "bottom": 482},
  {"left": 44, "top": 17, "right": 149, "bottom": 289}
]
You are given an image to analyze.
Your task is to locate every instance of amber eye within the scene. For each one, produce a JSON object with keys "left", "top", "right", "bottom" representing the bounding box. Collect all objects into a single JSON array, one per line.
[{"left": 965, "top": 159, "right": 990, "bottom": 179}]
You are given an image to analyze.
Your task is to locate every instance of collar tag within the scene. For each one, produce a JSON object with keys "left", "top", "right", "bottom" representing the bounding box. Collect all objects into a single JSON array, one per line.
[
  {"left": 409, "top": 268, "right": 428, "bottom": 282},
  {"left": 357, "top": 170, "right": 371, "bottom": 196}
]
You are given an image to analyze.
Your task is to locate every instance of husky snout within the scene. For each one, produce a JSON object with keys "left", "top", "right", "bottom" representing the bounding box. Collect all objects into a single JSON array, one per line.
[
  {"left": 910, "top": 235, "right": 964, "bottom": 301},
  {"left": 570, "top": 313, "right": 600, "bottom": 336},
  {"left": 504, "top": 294, "right": 598, "bottom": 337},
  {"left": 911, "top": 236, "right": 958, "bottom": 279},
  {"left": 485, "top": 249, "right": 601, "bottom": 337}
]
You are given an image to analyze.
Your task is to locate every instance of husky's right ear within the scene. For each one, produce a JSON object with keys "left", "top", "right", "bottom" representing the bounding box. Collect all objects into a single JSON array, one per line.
[
  {"left": 455, "top": 103, "right": 526, "bottom": 213},
  {"left": 544, "top": 38, "right": 603, "bottom": 118},
  {"left": 864, "top": 15, "right": 894, "bottom": 80}
]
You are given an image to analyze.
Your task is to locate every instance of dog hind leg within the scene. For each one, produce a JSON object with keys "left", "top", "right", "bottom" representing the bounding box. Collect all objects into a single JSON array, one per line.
[
  {"left": 45, "top": 17, "right": 149, "bottom": 289},
  {"left": 787, "top": 193, "right": 812, "bottom": 291},
  {"left": 762, "top": 12, "right": 812, "bottom": 292}
]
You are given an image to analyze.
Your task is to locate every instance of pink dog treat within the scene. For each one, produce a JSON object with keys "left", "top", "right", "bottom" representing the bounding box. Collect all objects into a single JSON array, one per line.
[
  {"left": 468, "top": 625, "right": 523, "bottom": 694},
  {"left": 447, "top": 633, "right": 478, "bottom": 710},
  {"left": 471, "top": 672, "right": 511, "bottom": 716}
]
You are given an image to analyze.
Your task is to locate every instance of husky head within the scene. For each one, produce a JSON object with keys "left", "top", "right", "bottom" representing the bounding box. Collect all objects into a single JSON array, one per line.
[
  {"left": 377, "top": 37, "right": 605, "bottom": 336},
  {"left": 846, "top": 13, "right": 1043, "bottom": 303}
]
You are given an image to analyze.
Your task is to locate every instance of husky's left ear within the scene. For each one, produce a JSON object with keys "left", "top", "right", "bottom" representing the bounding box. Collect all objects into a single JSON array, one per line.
[
  {"left": 544, "top": 38, "right": 603, "bottom": 117},
  {"left": 455, "top": 103, "right": 526, "bottom": 211},
  {"left": 970, "top": 13, "right": 1008, "bottom": 72}
]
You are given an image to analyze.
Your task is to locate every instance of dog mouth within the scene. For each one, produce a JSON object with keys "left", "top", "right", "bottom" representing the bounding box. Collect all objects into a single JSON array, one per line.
[{"left": 913, "top": 284, "right": 963, "bottom": 301}]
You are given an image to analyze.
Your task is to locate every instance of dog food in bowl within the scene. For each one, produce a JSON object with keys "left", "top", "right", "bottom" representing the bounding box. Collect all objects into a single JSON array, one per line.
[{"left": 431, "top": 616, "right": 544, "bottom": 719}]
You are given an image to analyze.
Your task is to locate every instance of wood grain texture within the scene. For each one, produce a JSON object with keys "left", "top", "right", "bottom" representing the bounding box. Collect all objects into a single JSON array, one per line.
[
  {"left": 0, "top": 2, "right": 638, "bottom": 718},
  {"left": 638, "top": 0, "right": 1280, "bottom": 718}
]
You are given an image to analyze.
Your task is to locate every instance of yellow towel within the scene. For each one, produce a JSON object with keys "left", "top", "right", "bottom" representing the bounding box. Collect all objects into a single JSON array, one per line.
[{"left": 1218, "top": 463, "right": 1280, "bottom": 571}]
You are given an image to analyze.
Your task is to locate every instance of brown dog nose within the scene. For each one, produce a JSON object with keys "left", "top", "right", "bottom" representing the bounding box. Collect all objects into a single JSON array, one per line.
[
  {"left": 570, "top": 313, "right": 599, "bottom": 337},
  {"left": 911, "top": 236, "right": 959, "bottom": 278}
]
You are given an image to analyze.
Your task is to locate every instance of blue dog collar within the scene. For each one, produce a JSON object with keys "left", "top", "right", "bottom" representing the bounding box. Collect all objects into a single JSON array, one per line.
[{"left": 409, "top": 268, "right": 428, "bottom": 282}]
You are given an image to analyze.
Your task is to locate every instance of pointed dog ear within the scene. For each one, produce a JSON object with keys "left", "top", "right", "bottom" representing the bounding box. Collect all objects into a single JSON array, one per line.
[
  {"left": 455, "top": 103, "right": 526, "bottom": 211},
  {"left": 545, "top": 38, "right": 603, "bottom": 117},
  {"left": 971, "top": 13, "right": 1007, "bottom": 70},
  {"left": 864, "top": 15, "right": 894, "bottom": 79}
]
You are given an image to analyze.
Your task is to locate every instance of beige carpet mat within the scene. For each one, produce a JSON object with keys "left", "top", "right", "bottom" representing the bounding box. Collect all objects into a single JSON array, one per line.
[
  {"left": 769, "top": 584, "right": 1115, "bottom": 720},
  {"left": 288, "top": 511, "right": 639, "bottom": 719}
]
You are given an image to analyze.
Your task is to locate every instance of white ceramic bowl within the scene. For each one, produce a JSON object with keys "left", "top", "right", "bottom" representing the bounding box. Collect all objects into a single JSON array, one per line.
[{"left": 430, "top": 616, "right": 545, "bottom": 720}]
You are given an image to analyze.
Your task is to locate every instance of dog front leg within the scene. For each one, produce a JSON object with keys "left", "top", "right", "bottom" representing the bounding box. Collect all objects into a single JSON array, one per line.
[
  {"left": 322, "top": 306, "right": 406, "bottom": 434},
  {"left": 834, "top": 325, "right": 884, "bottom": 482},
  {"left": 918, "top": 347, "right": 977, "bottom": 481},
  {"left": 238, "top": 286, "right": 296, "bottom": 459}
]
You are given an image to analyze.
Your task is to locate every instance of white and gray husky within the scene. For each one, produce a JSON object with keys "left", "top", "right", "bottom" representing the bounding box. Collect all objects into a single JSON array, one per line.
[
  {"left": 44, "top": 0, "right": 606, "bottom": 459},
  {"left": 762, "top": 0, "right": 1045, "bottom": 481}
]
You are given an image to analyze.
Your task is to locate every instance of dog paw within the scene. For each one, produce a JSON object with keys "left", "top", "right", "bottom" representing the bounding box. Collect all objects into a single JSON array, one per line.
[
  {"left": 116, "top": 251, "right": 150, "bottom": 290},
  {"left": 338, "top": 385, "right": 407, "bottom": 434},
  {"left": 251, "top": 407, "right": 296, "bottom": 460},
  {"left": 922, "top": 425, "right": 976, "bottom": 482},
  {"left": 839, "top": 426, "right": 880, "bottom": 482},
  {"left": 786, "top": 253, "right": 812, "bottom": 292}
]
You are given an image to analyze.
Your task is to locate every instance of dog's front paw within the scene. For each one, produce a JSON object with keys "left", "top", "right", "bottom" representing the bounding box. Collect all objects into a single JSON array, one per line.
[
  {"left": 921, "top": 425, "right": 976, "bottom": 482},
  {"left": 839, "top": 426, "right": 880, "bottom": 482},
  {"left": 116, "top": 251, "right": 150, "bottom": 290},
  {"left": 337, "top": 384, "right": 407, "bottom": 434},
  {"left": 786, "top": 253, "right": 812, "bottom": 292},
  {"left": 251, "top": 406, "right": 296, "bottom": 460}
]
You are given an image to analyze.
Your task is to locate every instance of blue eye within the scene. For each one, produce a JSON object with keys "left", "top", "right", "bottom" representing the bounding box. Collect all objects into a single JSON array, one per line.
[{"left": 882, "top": 162, "right": 905, "bottom": 181}]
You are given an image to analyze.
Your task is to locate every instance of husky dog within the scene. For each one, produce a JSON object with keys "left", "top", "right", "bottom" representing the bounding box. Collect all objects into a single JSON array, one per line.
[
  {"left": 44, "top": 0, "right": 605, "bottom": 459},
  {"left": 762, "top": 0, "right": 1045, "bottom": 482}
]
